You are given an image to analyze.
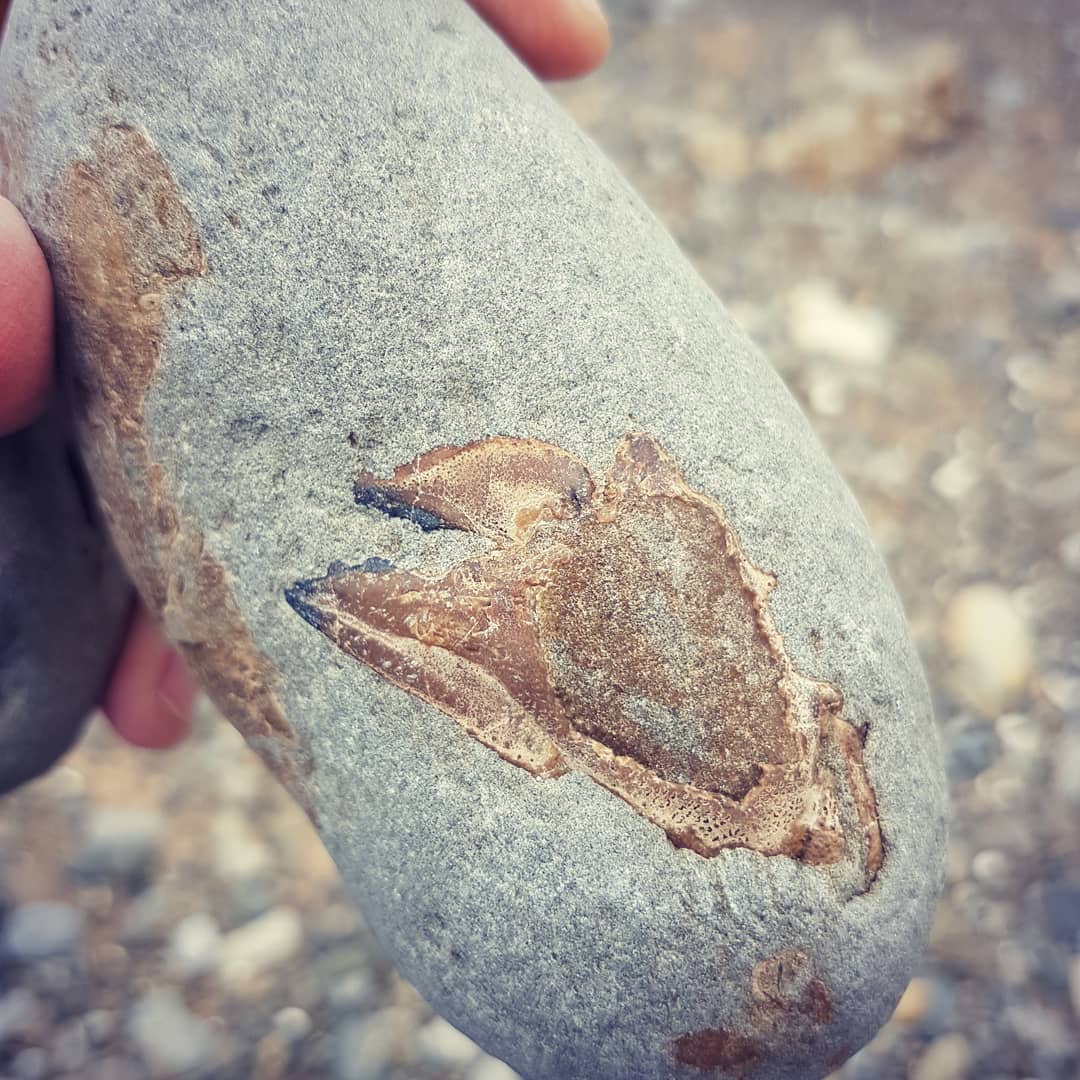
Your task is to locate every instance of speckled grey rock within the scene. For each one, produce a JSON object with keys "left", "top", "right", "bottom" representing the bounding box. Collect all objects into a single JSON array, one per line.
[
  {"left": 0, "top": 410, "right": 128, "bottom": 794},
  {"left": 0, "top": 2, "right": 946, "bottom": 1078}
]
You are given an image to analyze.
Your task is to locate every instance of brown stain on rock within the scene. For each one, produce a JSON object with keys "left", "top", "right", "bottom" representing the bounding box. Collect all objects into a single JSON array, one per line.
[
  {"left": 671, "top": 950, "right": 832, "bottom": 1073},
  {"left": 288, "top": 434, "right": 882, "bottom": 879},
  {"left": 670, "top": 1029, "right": 761, "bottom": 1073},
  {"left": 57, "top": 123, "right": 314, "bottom": 819}
]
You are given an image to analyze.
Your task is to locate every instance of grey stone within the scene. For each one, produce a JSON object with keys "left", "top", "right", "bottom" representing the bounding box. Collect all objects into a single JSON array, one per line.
[
  {"left": 73, "top": 807, "right": 163, "bottom": 882},
  {"left": 1, "top": 901, "right": 84, "bottom": 960},
  {"left": 86, "top": 1057, "right": 141, "bottom": 1080},
  {"left": 0, "top": 411, "right": 128, "bottom": 795},
  {"left": 0, "top": 987, "right": 43, "bottom": 1041},
  {"left": 84, "top": 1009, "right": 117, "bottom": 1045},
  {"left": 335, "top": 1009, "right": 405, "bottom": 1080},
  {"left": 126, "top": 987, "right": 214, "bottom": 1077},
  {"left": 10, "top": 1046, "right": 48, "bottom": 1080},
  {"left": 273, "top": 1005, "right": 314, "bottom": 1043},
  {"left": 327, "top": 970, "right": 379, "bottom": 1015},
  {"left": 120, "top": 881, "right": 180, "bottom": 945},
  {"left": 50, "top": 1018, "right": 90, "bottom": 1073},
  {"left": 0, "top": 2, "right": 946, "bottom": 1078}
]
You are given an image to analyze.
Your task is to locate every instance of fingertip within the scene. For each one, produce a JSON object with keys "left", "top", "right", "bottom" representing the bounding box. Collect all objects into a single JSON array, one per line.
[
  {"left": 104, "top": 603, "right": 194, "bottom": 750},
  {"left": 470, "top": 0, "right": 610, "bottom": 81},
  {"left": 0, "top": 195, "right": 54, "bottom": 435}
]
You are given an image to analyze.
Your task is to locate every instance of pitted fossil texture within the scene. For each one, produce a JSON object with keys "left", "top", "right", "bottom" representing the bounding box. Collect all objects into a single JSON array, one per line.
[{"left": 288, "top": 433, "right": 882, "bottom": 879}]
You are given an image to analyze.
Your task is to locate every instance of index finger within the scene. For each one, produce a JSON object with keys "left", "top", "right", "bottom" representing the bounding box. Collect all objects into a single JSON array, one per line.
[{"left": 0, "top": 196, "right": 54, "bottom": 435}]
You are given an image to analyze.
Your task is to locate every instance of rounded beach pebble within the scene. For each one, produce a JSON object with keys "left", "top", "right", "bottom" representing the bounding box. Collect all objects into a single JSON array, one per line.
[
  {"left": 0, "top": 412, "right": 128, "bottom": 793},
  {"left": 0, "top": 1, "right": 946, "bottom": 1076}
]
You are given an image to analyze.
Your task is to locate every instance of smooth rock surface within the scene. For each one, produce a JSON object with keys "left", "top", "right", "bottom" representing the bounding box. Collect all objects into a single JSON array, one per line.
[
  {"left": 0, "top": 1, "right": 946, "bottom": 1077},
  {"left": 0, "top": 412, "right": 128, "bottom": 794}
]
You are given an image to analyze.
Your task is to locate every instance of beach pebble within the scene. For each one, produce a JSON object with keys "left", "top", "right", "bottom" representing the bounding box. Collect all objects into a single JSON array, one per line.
[
  {"left": 787, "top": 279, "right": 895, "bottom": 366},
  {"left": 943, "top": 584, "right": 1035, "bottom": 714},
  {"left": 165, "top": 911, "right": 223, "bottom": 979},
  {"left": 414, "top": 1016, "right": 481, "bottom": 1068},
  {"left": 273, "top": 1005, "right": 313, "bottom": 1043},
  {"left": 220, "top": 907, "right": 303, "bottom": 987},
  {"left": 74, "top": 808, "right": 162, "bottom": 883},
  {"left": 911, "top": 1033, "right": 973, "bottom": 1080},
  {"left": 2, "top": 902, "right": 84, "bottom": 961},
  {"left": 0, "top": 987, "right": 44, "bottom": 1041},
  {"left": 127, "top": 987, "right": 214, "bottom": 1076},
  {"left": 335, "top": 1008, "right": 405, "bottom": 1080}
]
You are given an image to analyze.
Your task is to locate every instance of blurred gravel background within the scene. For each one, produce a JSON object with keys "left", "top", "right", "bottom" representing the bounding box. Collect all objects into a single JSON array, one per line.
[{"left": 2, "top": 0, "right": 1079, "bottom": 1077}]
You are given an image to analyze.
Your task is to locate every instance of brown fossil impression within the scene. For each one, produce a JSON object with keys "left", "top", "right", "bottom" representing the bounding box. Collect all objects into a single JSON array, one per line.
[{"left": 286, "top": 433, "right": 882, "bottom": 876}]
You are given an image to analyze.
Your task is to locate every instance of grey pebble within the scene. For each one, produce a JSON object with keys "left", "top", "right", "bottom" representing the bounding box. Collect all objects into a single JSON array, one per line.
[
  {"left": 335, "top": 1007, "right": 409, "bottom": 1080},
  {"left": 10, "top": 1046, "right": 48, "bottom": 1080},
  {"left": 50, "top": 1018, "right": 89, "bottom": 1073},
  {"left": 1, "top": 902, "right": 84, "bottom": 961},
  {"left": 273, "top": 1005, "right": 313, "bottom": 1043},
  {"left": 72, "top": 808, "right": 163, "bottom": 883},
  {"left": 127, "top": 987, "right": 214, "bottom": 1077},
  {"left": 943, "top": 713, "right": 999, "bottom": 781},
  {"left": 84, "top": 1009, "right": 117, "bottom": 1045},
  {"left": 120, "top": 876, "right": 186, "bottom": 945},
  {"left": 85, "top": 1057, "right": 142, "bottom": 1080},
  {"left": 328, "top": 970, "right": 379, "bottom": 1015},
  {"left": 1038, "top": 879, "right": 1080, "bottom": 950},
  {"left": 0, "top": 987, "right": 43, "bottom": 1041},
  {"left": 1053, "top": 724, "right": 1080, "bottom": 806},
  {"left": 1005, "top": 1003, "right": 1077, "bottom": 1061}
]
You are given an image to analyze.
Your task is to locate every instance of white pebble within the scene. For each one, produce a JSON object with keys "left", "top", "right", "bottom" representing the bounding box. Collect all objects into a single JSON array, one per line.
[
  {"left": 273, "top": 1005, "right": 313, "bottom": 1042},
  {"left": 128, "top": 987, "right": 214, "bottom": 1076},
  {"left": 166, "top": 910, "right": 223, "bottom": 979},
  {"left": 911, "top": 1033, "right": 973, "bottom": 1080},
  {"left": 942, "top": 584, "right": 1035, "bottom": 714},
  {"left": 415, "top": 1016, "right": 481, "bottom": 1068},
  {"left": 971, "top": 849, "right": 1011, "bottom": 891},
  {"left": 469, "top": 1055, "right": 522, "bottom": 1080},
  {"left": 786, "top": 279, "right": 894, "bottom": 366},
  {"left": 931, "top": 455, "right": 979, "bottom": 501},
  {"left": 220, "top": 907, "right": 303, "bottom": 986}
]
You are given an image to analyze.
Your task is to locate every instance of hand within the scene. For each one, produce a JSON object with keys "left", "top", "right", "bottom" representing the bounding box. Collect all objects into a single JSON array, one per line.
[{"left": 0, "top": 0, "right": 609, "bottom": 749}]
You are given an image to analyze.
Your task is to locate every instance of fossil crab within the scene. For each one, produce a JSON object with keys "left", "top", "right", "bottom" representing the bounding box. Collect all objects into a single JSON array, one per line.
[{"left": 286, "top": 433, "right": 882, "bottom": 879}]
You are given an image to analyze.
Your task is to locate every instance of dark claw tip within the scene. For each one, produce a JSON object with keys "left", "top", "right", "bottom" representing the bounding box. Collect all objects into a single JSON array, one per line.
[{"left": 284, "top": 582, "right": 328, "bottom": 631}]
